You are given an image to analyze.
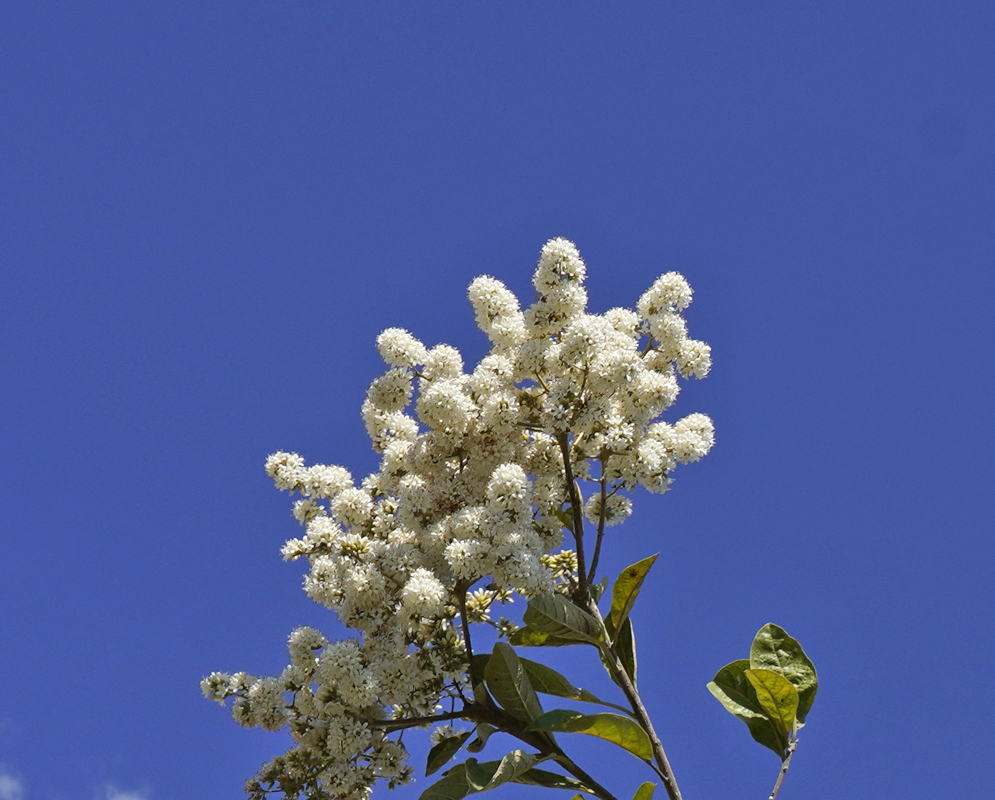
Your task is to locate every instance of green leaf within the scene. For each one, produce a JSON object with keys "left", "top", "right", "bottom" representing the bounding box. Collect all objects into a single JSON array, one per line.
[
  {"left": 750, "top": 623, "right": 819, "bottom": 723},
  {"left": 707, "top": 659, "right": 787, "bottom": 757},
  {"left": 426, "top": 732, "right": 472, "bottom": 776},
  {"left": 745, "top": 669, "right": 798, "bottom": 739},
  {"left": 466, "top": 723, "right": 495, "bottom": 754},
  {"left": 523, "top": 594, "right": 603, "bottom": 645},
  {"left": 526, "top": 709, "right": 654, "bottom": 761},
  {"left": 590, "top": 575, "right": 609, "bottom": 603},
  {"left": 615, "top": 616, "right": 637, "bottom": 686},
  {"left": 633, "top": 782, "right": 656, "bottom": 800},
  {"left": 464, "top": 751, "right": 537, "bottom": 792},
  {"left": 608, "top": 554, "right": 659, "bottom": 633},
  {"left": 484, "top": 642, "right": 544, "bottom": 724},
  {"left": 508, "top": 626, "right": 579, "bottom": 647},
  {"left": 471, "top": 653, "right": 490, "bottom": 678},
  {"left": 708, "top": 659, "right": 764, "bottom": 718},
  {"left": 511, "top": 768, "right": 594, "bottom": 794},
  {"left": 418, "top": 764, "right": 471, "bottom": 800},
  {"left": 520, "top": 657, "right": 633, "bottom": 715}
]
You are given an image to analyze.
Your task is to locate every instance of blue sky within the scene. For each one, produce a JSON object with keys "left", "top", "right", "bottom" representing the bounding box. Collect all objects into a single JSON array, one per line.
[{"left": 2, "top": 3, "right": 993, "bottom": 799}]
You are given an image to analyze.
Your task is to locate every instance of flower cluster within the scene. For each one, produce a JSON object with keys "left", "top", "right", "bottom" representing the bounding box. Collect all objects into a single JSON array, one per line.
[{"left": 204, "top": 238, "right": 713, "bottom": 799}]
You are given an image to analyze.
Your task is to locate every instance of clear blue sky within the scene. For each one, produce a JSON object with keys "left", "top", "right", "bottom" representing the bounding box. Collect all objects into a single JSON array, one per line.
[{"left": 2, "top": 3, "right": 993, "bottom": 799}]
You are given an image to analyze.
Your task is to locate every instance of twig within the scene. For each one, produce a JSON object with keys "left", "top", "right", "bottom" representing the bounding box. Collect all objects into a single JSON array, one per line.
[
  {"left": 587, "top": 600, "right": 684, "bottom": 800},
  {"left": 768, "top": 738, "right": 798, "bottom": 800},
  {"left": 557, "top": 433, "right": 589, "bottom": 596}
]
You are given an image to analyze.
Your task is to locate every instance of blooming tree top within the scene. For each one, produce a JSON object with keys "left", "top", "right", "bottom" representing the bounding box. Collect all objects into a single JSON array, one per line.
[{"left": 203, "top": 238, "right": 715, "bottom": 799}]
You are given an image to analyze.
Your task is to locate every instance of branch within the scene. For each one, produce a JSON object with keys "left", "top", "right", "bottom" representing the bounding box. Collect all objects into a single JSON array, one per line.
[
  {"left": 556, "top": 433, "right": 589, "bottom": 597},
  {"left": 587, "top": 460, "right": 609, "bottom": 583},
  {"left": 768, "top": 738, "right": 798, "bottom": 800},
  {"left": 586, "top": 600, "right": 684, "bottom": 800}
]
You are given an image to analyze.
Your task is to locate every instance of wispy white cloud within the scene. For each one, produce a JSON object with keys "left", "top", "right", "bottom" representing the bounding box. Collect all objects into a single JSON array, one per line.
[
  {"left": 0, "top": 768, "right": 24, "bottom": 800},
  {"left": 104, "top": 788, "right": 150, "bottom": 800}
]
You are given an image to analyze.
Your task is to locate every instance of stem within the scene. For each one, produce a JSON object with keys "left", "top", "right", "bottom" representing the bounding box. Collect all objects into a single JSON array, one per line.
[
  {"left": 456, "top": 582, "right": 478, "bottom": 687},
  {"left": 557, "top": 433, "right": 588, "bottom": 597},
  {"left": 588, "top": 462, "right": 609, "bottom": 583},
  {"left": 367, "top": 710, "right": 468, "bottom": 731},
  {"left": 768, "top": 739, "right": 798, "bottom": 800},
  {"left": 587, "top": 601, "right": 684, "bottom": 800}
]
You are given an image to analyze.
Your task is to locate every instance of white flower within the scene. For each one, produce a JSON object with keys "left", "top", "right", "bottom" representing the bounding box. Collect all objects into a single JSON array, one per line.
[
  {"left": 637, "top": 272, "right": 693, "bottom": 316},
  {"left": 401, "top": 567, "right": 447, "bottom": 617},
  {"left": 376, "top": 328, "right": 428, "bottom": 367},
  {"left": 677, "top": 339, "right": 712, "bottom": 379}
]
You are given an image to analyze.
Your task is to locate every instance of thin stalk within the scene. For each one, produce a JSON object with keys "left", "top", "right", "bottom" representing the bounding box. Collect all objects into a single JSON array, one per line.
[
  {"left": 587, "top": 601, "right": 684, "bottom": 800},
  {"left": 456, "top": 582, "right": 478, "bottom": 687},
  {"left": 587, "top": 462, "right": 609, "bottom": 583},
  {"left": 556, "top": 433, "right": 588, "bottom": 596},
  {"left": 768, "top": 739, "right": 798, "bottom": 800}
]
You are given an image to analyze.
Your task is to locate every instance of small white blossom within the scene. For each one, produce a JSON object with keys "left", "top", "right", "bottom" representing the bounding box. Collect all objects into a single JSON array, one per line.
[{"left": 377, "top": 328, "right": 428, "bottom": 367}]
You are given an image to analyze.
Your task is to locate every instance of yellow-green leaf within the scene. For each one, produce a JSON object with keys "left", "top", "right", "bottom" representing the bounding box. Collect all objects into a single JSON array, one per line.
[
  {"left": 744, "top": 668, "right": 798, "bottom": 738},
  {"left": 633, "top": 782, "right": 656, "bottom": 800},
  {"left": 526, "top": 709, "right": 653, "bottom": 761},
  {"left": 608, "top": 554, "right": 658, "bottom": 633}
]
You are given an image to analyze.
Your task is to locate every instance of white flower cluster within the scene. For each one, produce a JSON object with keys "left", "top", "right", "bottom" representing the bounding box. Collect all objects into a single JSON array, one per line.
[{"left": 205, "top": 238, "right": 714, "bottom": 798}]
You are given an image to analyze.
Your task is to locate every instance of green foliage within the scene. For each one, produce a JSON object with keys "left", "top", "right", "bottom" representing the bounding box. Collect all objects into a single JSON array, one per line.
[
  {"left": 750, "top": 623, "right": 819, "bottom": 723},
  {"left": 484, "top": 642, "right": 544, "bottom": 724},
  {"left": 632, "top": 782, "right": 656, "bottom": 800},
  {"left": 426, "top": 732, "right": 472, "bottom": 776},
  {"left": 708, "top": 625, "right": 819, "bottom": 758},
  {"left": 607, "top": 554, "right": 658, "bottom": 634},
  {"left": 522, "top": 593, "right": 604, "bottom": 645},
  {"left": 526, "top": 709, "right": 654, "bottom": 761},
  {"left": 519, "top": 657, "right": 633, "bottom": 715}
]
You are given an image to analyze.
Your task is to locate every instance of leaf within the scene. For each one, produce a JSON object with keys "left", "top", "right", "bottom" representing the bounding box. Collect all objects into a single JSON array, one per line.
[
  {"left": 426, "top": 732, "right": 472, "bottom": 776},
  {"left": 464, "top": 751, "right": 537, "bottom": 792},
  {"left": 508, "top": 626, "right": 579, "bottom": 647},
  {"left": 471, "top": 653, "right": 490, "bottom": 679},
  {"left": 608, "top": 554, "right": 659, "bottom": 633},
  {"left": 512, "top": 768, "right": 594, "bottom": 794},
  {"left": 520, "top": 657, "right": 633, "bottom": 715},
  {"left": 483, "top": 642, "right": 544, "bottom": 724},
  {"left": 523, "top": 594, "right": 604, "bottom": 645},
  {"left": 707, "top": 659, "right": 788, "bottom": 757},
  {"left": 750, "top": 623, "right": 819, "bottom": 723},
  {"left": 590, "top": 575, "right": 609, "bottom": 603},
  {"left": 466, "top": 723, "right": 495, "bottom": 754},
  {"left": 615, "top": 615, "right": 637, "bottom": 686},
  {"left": 633, "top": 782, "right": 656, "bottom": 800},
  {"left": 526, "top": 709, "right": 654, "bottom": 761},
  {"left": 418, "top": 764, "right": 471, "bottom": 800},
  {"left": 745, "top": 669, "right": 798, "bottom": 739},
  {"left": 708, "top": 659, "right": 764, "bottom": 718}
]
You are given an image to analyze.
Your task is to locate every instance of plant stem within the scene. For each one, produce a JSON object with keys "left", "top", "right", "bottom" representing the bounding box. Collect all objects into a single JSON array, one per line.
[
  {"left": 557, "top": 433, "right": 589, "bottom": 597},
  {"left": 587, "top": 601, "right": 684, "bottom": 800},
  {"left": 768, "top": 739, "right": 798, "bottom": 800},
  {"left": 587, "top": 463, "right": 609, "bottom": 583},
  {"left": 456, "top": 582, "right": 478, "bottom": 687}
]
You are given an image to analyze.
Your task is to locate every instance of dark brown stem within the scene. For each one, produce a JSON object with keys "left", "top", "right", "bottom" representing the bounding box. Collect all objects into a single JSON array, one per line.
[
  {"left": 556, "top": 433, "right": 588, "bottom": 597},
  {"left": 456, "top": 582, "right": 478, "bottom": 687},
  {"left": 768, "top": 738, "right": 798, "bottom": 800},
  {"left": 588, "top": 461, "right": 609, "bottom": 584},
  {"left": 367, "top": 710, "right": 468, "bottom": 731}
]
